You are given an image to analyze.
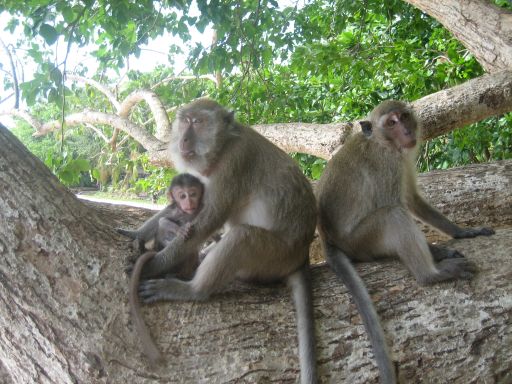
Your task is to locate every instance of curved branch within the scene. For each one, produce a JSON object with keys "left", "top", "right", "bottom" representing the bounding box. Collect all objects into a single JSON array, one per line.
[
  {"left": 151, "top": 74, "right": 219, "bottom": 89},
  {"left": 404, "top": 0, "right": 512, "bottom": 73},
  {"left": 66, "top": 74, "right": 121, "bottom": 111},
  {"left": 253, "top": 122, "right": 358, "bottom": 159},
  {"left": 0, "top": 37, "right": 19, "bottom": 109},
  {"left": 118, "top": 90, "right": 172, "bottom": 142},
  {"left": 0, "top": 109, "right": 42, "bottom": 132},
  {"left": 84, "top": 123, "right": 109, "bottom": 143},
  {"left": 38, "top": 111, "right": 166, "bottom": 152},
  {"left": 414, "top": 70, "right": 512, "bottom": 140}
]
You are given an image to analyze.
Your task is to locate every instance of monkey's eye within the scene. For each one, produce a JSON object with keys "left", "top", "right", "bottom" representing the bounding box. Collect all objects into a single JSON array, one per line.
[
  {"left": 192, "top": 117, "right": 203, "bottom": 124},
  {"left": 387, "top": 118, "right": 397, "bottom": 127}
]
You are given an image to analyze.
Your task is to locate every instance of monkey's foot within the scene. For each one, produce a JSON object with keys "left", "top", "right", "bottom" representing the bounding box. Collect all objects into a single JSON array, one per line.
[
  {"left": 139, "top": 278, "right": 205, "bottom": 303},
  {"left": 453, "top": 227, "right": 495, "bottom": 239},
  {"left": 436, "top": 258, "right": 478, "bottom": 281},
  {"left": 429, "top": 244, "right": 464, "bottom": 262}
]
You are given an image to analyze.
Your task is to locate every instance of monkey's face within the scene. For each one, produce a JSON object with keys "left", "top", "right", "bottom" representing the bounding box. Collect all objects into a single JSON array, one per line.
[
  {"left": 380, "top": 110, "right": 417, "bottom": 150},
  {"left": 173, "top": 109, "right": 217, "bottom": 160},
  {"left": 172, "top": 186, "right": 202, "bottom": 215}
]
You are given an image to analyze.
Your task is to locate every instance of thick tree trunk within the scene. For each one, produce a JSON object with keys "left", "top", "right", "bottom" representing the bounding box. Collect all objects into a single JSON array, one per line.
[
  {"left": 1, "top": 124, "right": 511, "bottom": 383},
  {"left": 404, "top": 0, "right": 512, "bottom": 73}
]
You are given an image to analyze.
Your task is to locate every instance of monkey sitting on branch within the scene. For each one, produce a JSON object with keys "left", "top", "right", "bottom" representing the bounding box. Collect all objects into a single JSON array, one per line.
[
  {"left": 132, "top": 98, "right": 319, "bottom": 383},
  {"left": 118, "top": 173, "right": 205, "bottom": 363},
  {"left": 317, "top": 99, "right": 494, "bottom": 287},
  {"left": 315, "top": 100, "right": 494, "bottom": 383}
]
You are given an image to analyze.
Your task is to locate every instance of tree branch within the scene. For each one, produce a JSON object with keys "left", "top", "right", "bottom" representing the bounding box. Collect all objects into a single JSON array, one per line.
[
  {"left": 254, "top": 70, "right": 512, "bottom": 159},
  {"left": 66, "top": 74, "right": 121, "bottom": 111},
  {"left": 0, "top": 37, "right": 19, "bottom": 109},
  {"left": 404, "top": 0, "right": 512, "bottom": 73},
  {"left": 38, "top": 111, "right": 166, "bottom": 152},
  {"left": 118, "top": 90, "right": 172, "bottom": 142}
]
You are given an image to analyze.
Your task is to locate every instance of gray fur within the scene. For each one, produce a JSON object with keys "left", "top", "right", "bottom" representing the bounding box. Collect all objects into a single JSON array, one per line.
[{"left": 138, "top": 99, "right": 318, "bottom": 383}]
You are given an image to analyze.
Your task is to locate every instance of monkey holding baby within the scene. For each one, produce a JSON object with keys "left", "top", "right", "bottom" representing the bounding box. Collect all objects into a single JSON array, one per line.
[
  {"left": 121, "top": 99, "right": 319, "bottom": 383},
  {"left": 316, "top": 99, "right": 494, "bottom": 382},
  {"left": 118, "top": 172, "right": 206, "bottom": 362}
]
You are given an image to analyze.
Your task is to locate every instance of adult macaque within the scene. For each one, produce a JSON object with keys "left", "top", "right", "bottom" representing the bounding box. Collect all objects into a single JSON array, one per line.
[
  {"left": 316, "top": 99, "right": 494, "bottom": 382},
  {"left": 136, "top": 99, "right": 318, "bottom": 383},
  {"left": 118, "top": 173, "right": 204, "bottom": 362}
]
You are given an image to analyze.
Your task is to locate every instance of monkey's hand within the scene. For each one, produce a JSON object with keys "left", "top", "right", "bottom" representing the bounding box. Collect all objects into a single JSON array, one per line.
[
  {"left": 453, "top": 226, "right": 495, "bottom": 239},
  {"left": 177, "top": 222, "right": 194, "bottom": 240}
]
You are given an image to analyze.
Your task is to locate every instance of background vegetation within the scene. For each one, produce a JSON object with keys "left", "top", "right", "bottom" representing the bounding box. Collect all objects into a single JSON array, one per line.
[{"left": 2, "top": 0, "right": 511, "bottom": 197}]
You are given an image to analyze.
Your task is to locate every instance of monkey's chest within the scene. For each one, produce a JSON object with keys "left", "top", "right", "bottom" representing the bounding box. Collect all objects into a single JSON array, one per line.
[{"left": 228, "top": 196, "right": 274, "bottom": 231}]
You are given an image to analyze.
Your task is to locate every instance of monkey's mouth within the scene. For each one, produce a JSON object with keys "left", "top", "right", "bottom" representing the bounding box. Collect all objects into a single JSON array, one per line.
[
  {"left": 181, "top": 150, "right": 196, "bottom": 159},
  {"left": 402, "top": 139, "right": 417, "bottom": 149}
]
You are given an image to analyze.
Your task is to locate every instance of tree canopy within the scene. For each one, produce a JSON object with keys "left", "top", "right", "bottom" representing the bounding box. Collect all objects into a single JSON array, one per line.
[{"left": 1, "top": 0, "right": 511, "bottom": 190}]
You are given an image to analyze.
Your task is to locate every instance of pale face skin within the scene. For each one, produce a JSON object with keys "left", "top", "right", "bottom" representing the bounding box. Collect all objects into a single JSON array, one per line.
[{"left": 171, "top": 186, "right": 202, "bottom": 215}]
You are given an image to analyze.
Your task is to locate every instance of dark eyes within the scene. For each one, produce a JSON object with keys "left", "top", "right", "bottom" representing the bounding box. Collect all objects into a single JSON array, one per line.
[
  {"left": 183, "top": 117, "right": 203, "bottom": 124},
  {"left": 387, "top": 118, "right": 398, "bottom": 127}
]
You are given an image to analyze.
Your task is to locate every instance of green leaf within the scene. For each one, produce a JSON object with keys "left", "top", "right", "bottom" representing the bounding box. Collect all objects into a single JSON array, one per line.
[{"left": 39, "top": 24, "right": 59, "bottom": 45}]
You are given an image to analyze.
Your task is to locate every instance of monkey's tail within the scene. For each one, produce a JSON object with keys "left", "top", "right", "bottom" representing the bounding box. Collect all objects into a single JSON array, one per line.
[
  {"left": 324, "top": 242, "right": 397, "bottom": 384},
  {"left": 130, "top": 251, "right": 163, "bottom": 364},
  {"left": 117, "top": 228, "right": 137, "bottom": 239},
  {"left": 287, "top": 263, "right": 318, "bottom": 384}
]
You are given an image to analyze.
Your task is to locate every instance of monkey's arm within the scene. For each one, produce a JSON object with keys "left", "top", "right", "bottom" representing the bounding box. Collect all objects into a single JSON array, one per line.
[
  {"left": 408, "top": 190, "right": 494, "bottom": 238},
  {"left": 117, "top": 205, "right": 174, "bottom": 241}
]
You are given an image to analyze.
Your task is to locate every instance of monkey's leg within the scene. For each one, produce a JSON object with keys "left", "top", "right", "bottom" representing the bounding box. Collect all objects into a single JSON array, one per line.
[
  {"left": 349, "top": 207, "right": 476, "bottom": 285},
  {"left": 139, "top": 224, "right": 299, "bottom": 302},
  {"left": 410, "top": 194, "right": 495, "bottom": 238},
  {"left": 428, "top": 244, "right": 464, "bottom": 262},
  {"left": 139, "top": 225, "right": 317, "bottom": 384}
]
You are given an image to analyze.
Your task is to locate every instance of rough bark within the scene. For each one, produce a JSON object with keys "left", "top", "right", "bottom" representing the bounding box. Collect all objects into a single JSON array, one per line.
[
  {"left": 404, "top": 0, "right": 512, "bottom": 73},
  {"left": 1, "top": 123, "right": 512, "bottom": 383}
]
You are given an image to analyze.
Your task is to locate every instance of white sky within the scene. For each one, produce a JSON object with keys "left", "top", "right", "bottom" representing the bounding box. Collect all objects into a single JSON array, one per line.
[{"left": 0, "top": 9, "right": 211, "bottom": 121}]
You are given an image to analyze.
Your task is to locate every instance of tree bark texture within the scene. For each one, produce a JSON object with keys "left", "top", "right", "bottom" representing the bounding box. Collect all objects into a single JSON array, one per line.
[
  {"left": 1, "top": 125, "right": 512, "bottom": 383},
  {"left": 404, "top": 0, "right": 512, "bottom": 73}
]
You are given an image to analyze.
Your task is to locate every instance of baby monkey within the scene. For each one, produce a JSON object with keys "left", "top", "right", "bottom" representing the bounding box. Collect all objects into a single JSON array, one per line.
[
  {"left": 118, "top": 173, "right": 204, "bottom": 259},
  {"left": 117, "top": 173, "right": 204, "bottom": 363}
]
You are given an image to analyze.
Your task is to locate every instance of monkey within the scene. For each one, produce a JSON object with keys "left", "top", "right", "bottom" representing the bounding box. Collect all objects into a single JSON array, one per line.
[
  {"left": 134, "top": 98, "right": 318, "bottom": 383},
  {"left": 117, "top": 173, "right": 204, "bottom": 256},
  {"left": 316, "top": 99, "right": 495, "bottom": 382},
  {"left": 118, "top": 173, "right": 204, "bottom": 363}
]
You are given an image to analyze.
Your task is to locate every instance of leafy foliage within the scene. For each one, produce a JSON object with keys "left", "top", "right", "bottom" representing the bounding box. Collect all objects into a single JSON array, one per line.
[{"left": 2, "top": 0, "right": 511, "bottom": 188}]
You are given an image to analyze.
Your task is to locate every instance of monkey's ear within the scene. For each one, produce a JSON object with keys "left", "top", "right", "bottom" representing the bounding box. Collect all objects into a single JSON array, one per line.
[
  {"left": 225, "top": 110, "right": 235, "bottom": 124},
  {"left": 360, "top": 120, "right": 372, "bottom": 136}
]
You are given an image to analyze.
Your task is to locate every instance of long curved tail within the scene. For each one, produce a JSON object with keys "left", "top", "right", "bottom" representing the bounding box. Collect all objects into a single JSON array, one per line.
[
  {"left": 130, "top": 251, "right": 162, "bottom": 364},
  {"left": 288, "top": 263, "right": 318, "bottom": 384},
  {"left": 324, "top": 242, "right": 396, "bottom": 384}
]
